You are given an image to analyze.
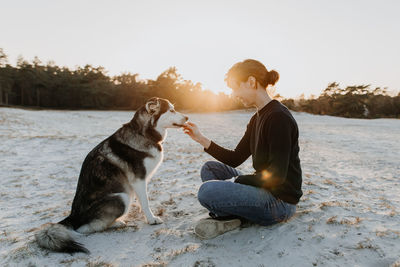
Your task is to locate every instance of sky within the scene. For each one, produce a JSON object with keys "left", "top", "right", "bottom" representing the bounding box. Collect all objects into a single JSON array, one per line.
[{"left": 1, "top": 0, "right": 399, "bottom": 98}]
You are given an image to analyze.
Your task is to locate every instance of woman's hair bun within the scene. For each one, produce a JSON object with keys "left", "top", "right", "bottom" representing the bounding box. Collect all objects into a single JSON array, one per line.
[
  {"left": 225, "top": 59, "right": 280, "bottom": 88},
  {"left": 266, "top": 70, "right": 279, "bottom": 86}
]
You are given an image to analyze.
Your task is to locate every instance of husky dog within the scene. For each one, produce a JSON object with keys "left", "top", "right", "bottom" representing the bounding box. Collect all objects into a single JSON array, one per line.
[{"left": 35, "top": 97, "right": 188, "bottom": 253}]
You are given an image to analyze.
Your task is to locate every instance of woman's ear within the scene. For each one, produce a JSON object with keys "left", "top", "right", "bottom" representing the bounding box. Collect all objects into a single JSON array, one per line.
[{"left": 248, "top": 76, "right": 257, "bottom": 89}]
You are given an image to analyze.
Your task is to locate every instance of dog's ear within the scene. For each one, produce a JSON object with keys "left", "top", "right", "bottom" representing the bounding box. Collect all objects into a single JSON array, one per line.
[{"left": 145, "top": 97, "right": 160, "bottom": 114}]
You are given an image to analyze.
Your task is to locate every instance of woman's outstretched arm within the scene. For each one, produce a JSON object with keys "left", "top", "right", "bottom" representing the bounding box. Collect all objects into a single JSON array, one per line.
[
  {"left": 183, "top": 122, "right": 212, "bottom": 149},
  {"left": 183, "top": 121, "right": 251, "bottom": 168}
]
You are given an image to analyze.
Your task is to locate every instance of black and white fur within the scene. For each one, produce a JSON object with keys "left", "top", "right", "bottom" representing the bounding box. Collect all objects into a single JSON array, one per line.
[{"left": 35, "top": 97, "right": 188, "bottom": 253}]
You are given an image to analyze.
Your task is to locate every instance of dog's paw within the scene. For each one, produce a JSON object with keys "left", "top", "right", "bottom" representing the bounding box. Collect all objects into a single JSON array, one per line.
[
  {"left": 147, "top": 216, "right": 163, "bottom": 225},
  {"left": 110, "top": 220, "right": 127, "bottom": 229}
]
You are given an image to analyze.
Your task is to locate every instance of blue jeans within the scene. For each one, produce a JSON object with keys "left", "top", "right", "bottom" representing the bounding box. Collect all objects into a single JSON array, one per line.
[{"left": 197, "top": 161, "right": 296, "bottom": 226}]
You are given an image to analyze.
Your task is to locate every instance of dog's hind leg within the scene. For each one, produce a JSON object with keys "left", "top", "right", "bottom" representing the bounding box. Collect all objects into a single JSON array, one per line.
[
  {"left": 132, "top": 180, "right": 163, "bottom": 225},
  {"left": 76, "top": 193, "right": 128, "bottom": 234}
]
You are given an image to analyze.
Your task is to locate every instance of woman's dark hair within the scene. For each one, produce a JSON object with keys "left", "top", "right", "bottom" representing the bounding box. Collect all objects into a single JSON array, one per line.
[{"left": 225, "top": 59, "right": 279, "bottom": 88}]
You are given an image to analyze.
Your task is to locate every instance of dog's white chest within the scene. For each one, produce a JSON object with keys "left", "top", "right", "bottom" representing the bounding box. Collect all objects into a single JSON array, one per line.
[{"left": 143, "top": 148, "right": 163, "bottom": 181}]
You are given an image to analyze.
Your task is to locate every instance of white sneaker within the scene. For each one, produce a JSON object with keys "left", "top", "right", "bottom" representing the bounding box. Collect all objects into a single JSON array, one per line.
[{"left": 194, "top": 218, "right": 241, "bottom": 239}]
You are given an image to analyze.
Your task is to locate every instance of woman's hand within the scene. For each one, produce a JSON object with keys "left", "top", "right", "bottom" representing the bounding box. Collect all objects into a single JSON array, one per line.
[{"left": 182, "top": 122, "right": 211, "bottom": 149}]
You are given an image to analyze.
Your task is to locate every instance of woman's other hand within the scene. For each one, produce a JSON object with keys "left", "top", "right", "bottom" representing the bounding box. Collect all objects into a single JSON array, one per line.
[{"left": 183, "top": 122, "right": 211, "bottom": 149}]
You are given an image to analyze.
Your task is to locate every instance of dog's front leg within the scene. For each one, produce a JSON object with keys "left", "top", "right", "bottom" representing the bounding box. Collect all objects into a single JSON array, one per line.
[{"left": 132, "top": 179, "right": 163, "bottom": 225}]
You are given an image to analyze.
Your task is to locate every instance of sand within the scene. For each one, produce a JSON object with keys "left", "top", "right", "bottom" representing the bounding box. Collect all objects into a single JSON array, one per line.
[{"left": 1, "top": 107, "right": 399, "bottom": 267}]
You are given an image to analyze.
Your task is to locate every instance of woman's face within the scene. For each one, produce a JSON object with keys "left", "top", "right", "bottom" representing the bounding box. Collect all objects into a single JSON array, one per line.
[{"left": 228, "top": 77, "right": 257, "bottom": 107}]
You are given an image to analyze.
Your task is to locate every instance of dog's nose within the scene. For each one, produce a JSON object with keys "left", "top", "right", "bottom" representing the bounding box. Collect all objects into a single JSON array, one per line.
[{"left": 184, "top": 116, "right": 189, "bottom": 121}]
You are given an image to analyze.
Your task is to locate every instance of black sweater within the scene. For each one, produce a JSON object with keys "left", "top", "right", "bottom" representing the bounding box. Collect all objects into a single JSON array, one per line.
[{"left": 204, "top": 100, "right": 303, "bottom": 204}]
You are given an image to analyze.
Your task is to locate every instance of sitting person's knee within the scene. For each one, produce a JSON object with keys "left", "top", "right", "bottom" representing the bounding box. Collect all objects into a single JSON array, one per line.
[
  {"left": 197, "top": 181, "right": 215, "bottom": 205},
  {"left": 200, "top": 161, "right": 218, "bottom": 181}
]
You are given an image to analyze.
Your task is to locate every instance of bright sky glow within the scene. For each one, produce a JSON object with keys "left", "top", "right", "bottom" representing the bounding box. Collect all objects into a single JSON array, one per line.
[{"left": 1, "top": 0, "right": 399, "bottom": 98}]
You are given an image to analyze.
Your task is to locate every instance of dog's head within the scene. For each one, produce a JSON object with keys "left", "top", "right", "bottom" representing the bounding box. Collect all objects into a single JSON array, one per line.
[{"left": 144, "top": 97, "right": 188, "bottom": 129}]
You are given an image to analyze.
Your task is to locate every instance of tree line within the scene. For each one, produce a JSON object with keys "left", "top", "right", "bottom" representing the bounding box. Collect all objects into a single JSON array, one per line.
[
  {"left": 1, "top": 48, "right": 399, "bottom": 118},
  {"left": 0, "top": 48, "right": 244, "bottom": 112},
  {"left": 282, "top": 82, "right": 400, "bottom": 119}
]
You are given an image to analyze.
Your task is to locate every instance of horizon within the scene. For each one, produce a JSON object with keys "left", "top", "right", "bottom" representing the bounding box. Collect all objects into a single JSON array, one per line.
[{"left": 1, "top": 0, "right": 400, "bottom": 98}]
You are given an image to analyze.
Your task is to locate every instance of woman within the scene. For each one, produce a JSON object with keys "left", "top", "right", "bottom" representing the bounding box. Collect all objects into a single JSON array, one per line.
[{"left": 183, "top": 59, "right": 302, "bottom": 239}]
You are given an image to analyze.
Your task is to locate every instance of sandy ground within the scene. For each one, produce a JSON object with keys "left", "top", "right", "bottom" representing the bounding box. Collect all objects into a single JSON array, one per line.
[{"left": 0, "top": 107, "right": 399, "bottom": 267}]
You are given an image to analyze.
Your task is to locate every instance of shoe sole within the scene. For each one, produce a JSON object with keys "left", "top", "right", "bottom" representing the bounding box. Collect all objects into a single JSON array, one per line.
[{"left": 194, "top": 219, "right": 241, "bottom": 239}]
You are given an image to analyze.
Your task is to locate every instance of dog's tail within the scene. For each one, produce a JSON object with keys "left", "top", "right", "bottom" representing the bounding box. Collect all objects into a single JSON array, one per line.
[{"left": 35, "top": 217, "right": 89, "bottom": 254}]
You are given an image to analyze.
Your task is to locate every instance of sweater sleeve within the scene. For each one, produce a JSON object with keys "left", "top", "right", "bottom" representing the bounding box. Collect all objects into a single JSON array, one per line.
[
  {"left": 235, "top": 112, "right": 292, "bottom": 190},
  {"left": 204, "top": 120, "right": 252, "bottom": 168}
]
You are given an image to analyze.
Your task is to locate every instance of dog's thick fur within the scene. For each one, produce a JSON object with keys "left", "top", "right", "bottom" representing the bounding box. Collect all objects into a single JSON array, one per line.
[{"left": 35, "top": 97, "right": 188, "bottom": 253}]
